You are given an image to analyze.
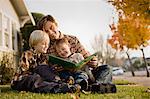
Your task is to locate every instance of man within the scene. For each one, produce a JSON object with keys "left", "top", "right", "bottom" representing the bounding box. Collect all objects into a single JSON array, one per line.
[{"left": 37, "top": 15, "right": 116, "bottom": 93}]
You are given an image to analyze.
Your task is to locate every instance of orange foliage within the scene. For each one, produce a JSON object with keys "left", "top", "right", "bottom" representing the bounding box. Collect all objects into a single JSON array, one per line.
[{"left": 107, "top": 0, "right": 150, "bottom": 51}]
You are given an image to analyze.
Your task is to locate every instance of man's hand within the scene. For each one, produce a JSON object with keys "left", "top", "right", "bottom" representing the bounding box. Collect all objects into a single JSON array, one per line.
[{"left": 88, "top": 56, "right": 98, "bottom": 68}]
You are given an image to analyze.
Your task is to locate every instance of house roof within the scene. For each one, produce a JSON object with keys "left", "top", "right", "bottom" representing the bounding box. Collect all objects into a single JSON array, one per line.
[{"left": 10, "top": 0, "right": 35, "bottom": 26}]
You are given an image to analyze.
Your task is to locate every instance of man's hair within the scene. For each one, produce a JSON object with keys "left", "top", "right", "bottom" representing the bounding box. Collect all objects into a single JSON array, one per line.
[
  {"left": 29, "top": 30, "right": 50, "bottom": 48},
  {"left": 37, "top": 15, "right": 58, "bottom": 30},
  {"left": 55, "top": 37, "right": 69, "bottom": 48}
]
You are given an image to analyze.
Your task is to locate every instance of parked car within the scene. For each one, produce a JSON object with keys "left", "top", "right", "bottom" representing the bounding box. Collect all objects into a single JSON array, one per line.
[
  {"left": 148, "top": 66, "right": 150, "bottom": 70},
  {"left": 112, "top": 67, "right": 124, "bottom": 75}
]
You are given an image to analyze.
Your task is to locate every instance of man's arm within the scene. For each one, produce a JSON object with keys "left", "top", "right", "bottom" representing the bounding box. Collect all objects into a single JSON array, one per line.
[
  {"left": 69, "top": 36, "right": 98, "bottom": 68},
  {"left": 19, "top": 51, "right": 31, "bottom": 71}
]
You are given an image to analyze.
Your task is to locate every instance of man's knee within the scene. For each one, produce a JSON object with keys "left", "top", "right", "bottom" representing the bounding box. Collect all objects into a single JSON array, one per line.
[
  {"left": 98, "top": 65, "right": 111, "bottom": 71},
  {"left": 93, "top": 65, "right": 112, "bottom": 83}
]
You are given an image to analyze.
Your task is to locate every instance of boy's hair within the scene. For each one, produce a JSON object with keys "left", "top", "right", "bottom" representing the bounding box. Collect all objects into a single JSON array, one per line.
[
  {"left": 55, "top": 37, "right": 69, "bottom": 48},
  {"left": 37, "top": 15, "right": 58, "bottom": 30},
  {"left": 29, "top": 30, "right": 50, "bottom": 48}
]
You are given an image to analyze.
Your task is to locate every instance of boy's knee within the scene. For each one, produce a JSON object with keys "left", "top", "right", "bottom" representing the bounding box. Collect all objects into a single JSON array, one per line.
[{"left": 95, "top": 65, "right": 112, "bottom": 73}]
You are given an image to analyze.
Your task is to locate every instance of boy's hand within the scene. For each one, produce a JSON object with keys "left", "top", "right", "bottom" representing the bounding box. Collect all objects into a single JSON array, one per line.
[{"left": 53, "top": 64, "right": 64, "bottom": 72}]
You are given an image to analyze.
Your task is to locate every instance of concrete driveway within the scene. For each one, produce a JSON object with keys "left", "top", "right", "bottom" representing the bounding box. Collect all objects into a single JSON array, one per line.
[{"left": 113, "top": 71, "right": 150, "bottom": 86}]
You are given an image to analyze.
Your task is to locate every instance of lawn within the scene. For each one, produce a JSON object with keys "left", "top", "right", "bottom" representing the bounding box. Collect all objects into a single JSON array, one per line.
[{"left": 0, "top": 84, "right": 150, "bottom": 99}]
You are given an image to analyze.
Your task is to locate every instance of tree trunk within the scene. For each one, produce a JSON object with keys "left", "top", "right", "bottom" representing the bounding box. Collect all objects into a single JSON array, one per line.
[
  {"left": 126, "top": 52, "right": 135, "bottom": 76},
  {"left": 141, "top": 48, "right": 149, "bottom": 77}
]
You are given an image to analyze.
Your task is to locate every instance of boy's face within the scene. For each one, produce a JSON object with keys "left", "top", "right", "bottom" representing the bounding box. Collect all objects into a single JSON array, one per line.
[
  {"left": 56, "top": 43, "right": 71, "bottom": 58},
  {"left": 34, "top": 40, "right": 49, "bottom": 53}
]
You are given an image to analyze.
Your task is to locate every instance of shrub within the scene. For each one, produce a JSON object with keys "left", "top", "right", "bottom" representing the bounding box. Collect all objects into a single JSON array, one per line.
[{"left": 0, "top": 53, "right": 15, "bottom": 85}]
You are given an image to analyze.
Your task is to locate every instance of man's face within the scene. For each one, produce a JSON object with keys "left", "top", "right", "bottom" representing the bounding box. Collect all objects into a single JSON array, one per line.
[
  {"left": 56, "top": 43, "right": 71, "bottom": 58},
  {"left": 43, "top": 21, "right": 60, "bottom": 40}
]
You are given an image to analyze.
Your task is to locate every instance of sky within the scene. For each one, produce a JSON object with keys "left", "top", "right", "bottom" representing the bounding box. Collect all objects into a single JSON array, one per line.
[{"left": 25, "top": 0, "right": 150, "bottom": 58}]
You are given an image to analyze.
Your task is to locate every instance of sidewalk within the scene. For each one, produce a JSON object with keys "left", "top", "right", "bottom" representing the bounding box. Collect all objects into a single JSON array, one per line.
[{"left": 113, "top": 71, "right": 150, "bottom": 87}]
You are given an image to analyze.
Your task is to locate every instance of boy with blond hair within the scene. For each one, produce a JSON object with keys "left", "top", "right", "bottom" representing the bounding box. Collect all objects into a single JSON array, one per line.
[{"left": 19, "top": 30, "right": 50, "bottom": 71}]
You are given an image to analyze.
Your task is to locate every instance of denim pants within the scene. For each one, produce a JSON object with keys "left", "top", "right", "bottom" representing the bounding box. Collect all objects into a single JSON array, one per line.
[
  {"left": 92, "top": 65, "right": 112, "bottom": 84},
  {"left": 33, "top": 65, "right": 60, "bottom": 82},
  {"left": 11, "top": 73, "right": 75, "bottom": 93},
  {"left": 59, "top": 70, "right": 88, "bottom": 84},
  {"left": 11, "top": 65, "right": 75, "bottom": 93}
]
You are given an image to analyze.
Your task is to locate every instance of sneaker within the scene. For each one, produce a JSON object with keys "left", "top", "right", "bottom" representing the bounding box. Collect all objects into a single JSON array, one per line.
[
  {"left": 81, "top": 90, "right": 91, "bottom": 94},
  {"left": 70, "top": 84, "right": 81, "bottom": 93},
  {"left": 79, "top": 79, "right": 88, "bottom": 91},
  {"left": 90, "top": 83, "right": 117, "bottom": 94}
]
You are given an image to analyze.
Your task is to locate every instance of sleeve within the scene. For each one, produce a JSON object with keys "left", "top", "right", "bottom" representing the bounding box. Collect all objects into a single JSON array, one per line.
[
  {"left": 69, "top": 53, "right": 84, "bottom": 63},
  {"left": 19, "top": 51, "right": 30, "bottom": 72},
  {"left": 12, "top": 51, "right": 30, "bottom": 82}
]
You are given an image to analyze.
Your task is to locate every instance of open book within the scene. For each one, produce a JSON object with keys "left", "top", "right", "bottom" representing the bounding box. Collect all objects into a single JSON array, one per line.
[{"left": 48, "top": 53, "right": 97, "bottom": 69}]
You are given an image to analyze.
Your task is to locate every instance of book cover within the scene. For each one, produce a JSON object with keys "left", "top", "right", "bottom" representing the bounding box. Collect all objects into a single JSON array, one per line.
[{"left": 48, "top": 53, "right": 97, "bottom": 69}]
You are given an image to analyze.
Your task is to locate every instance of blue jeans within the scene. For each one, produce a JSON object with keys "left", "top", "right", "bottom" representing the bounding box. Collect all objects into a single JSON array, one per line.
[
  {"left": 59, "top": 70, "right": 88, "bottom": 84},
  {"left": 33, "top": 65, "right": 60, "bottom": 82},
  {"left": 92, "top": 65, "right": 112, "bottom": 84}
]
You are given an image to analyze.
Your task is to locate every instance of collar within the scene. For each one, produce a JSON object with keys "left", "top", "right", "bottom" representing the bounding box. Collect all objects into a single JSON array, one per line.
[
  {"left": 30, "top": 48, "right": 41, "bottom": 57},
  {"left": 67, "top": 53, "right": 75, "bottom": 58},
  {"left": 59, "top": 31, "right": 64, "bottom": 39}
]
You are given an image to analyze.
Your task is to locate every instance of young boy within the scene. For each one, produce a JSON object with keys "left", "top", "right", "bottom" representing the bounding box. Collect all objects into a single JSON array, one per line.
[
  {"left": 19, "top": 30, "right": 50, "bottom": 71},
  {"left": 11, "top": 30, "right": 80, "bottom": 93},
  {"left": 54, "top": 37, "right": 95, "bottom": 90}
]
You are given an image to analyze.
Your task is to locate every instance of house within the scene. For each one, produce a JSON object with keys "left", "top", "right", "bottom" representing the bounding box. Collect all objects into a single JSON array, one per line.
[{"left": 0, "top": 0, "right": 35, "bottom": 69}]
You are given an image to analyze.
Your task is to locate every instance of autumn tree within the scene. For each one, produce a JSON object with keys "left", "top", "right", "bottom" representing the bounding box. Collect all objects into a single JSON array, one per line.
[
  {"left": 92, "top": 34, "right": 117, "bottom": 65},
  {"left": 108, "top": 22, "right": 136, "bottom": 76},
  {"left": 107, "top": 0, "right": 150, "bottom": 77}
]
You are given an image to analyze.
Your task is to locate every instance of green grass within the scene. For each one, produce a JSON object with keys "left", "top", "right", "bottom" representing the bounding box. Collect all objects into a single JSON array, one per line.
[
  {"left": 0, "top": 85, "right": 150, "bottom": 99},
  {"left": 113, "top": 79, "right": 136, "bottom": 85}
]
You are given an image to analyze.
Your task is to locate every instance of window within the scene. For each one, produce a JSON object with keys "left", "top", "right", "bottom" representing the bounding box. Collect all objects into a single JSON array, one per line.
[
  {"left": 4, "top": 33, "right": 9, "bottom": 47},
  {"left": 12, "top": 22, "right": 16, "bottom": 50},
  {"left": 3, "top": 16, "right": 10, "bottom": 48},
  {"left": 0, "top": 13, "right": 2, "bottom": 46}
]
